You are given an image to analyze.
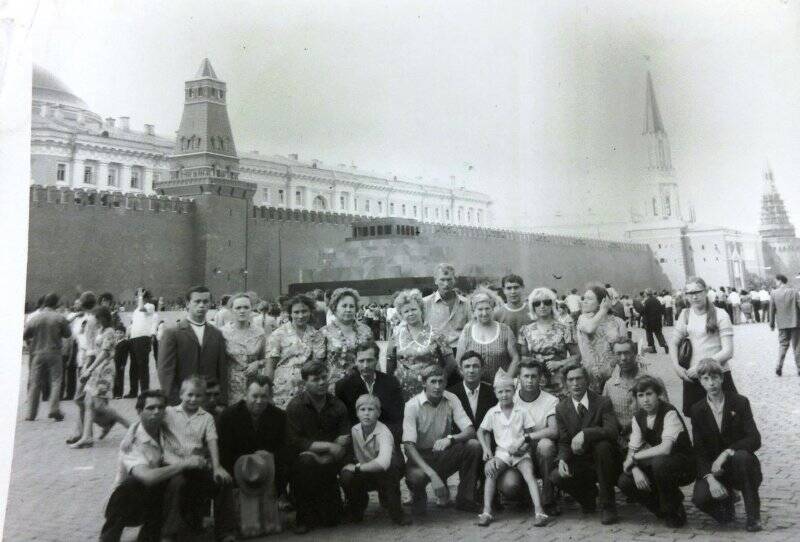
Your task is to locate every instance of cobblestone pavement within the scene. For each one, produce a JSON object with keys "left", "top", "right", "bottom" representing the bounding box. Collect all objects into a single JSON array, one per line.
[{"left": 3, "top": 324, "right": 800, "bottom": 541}]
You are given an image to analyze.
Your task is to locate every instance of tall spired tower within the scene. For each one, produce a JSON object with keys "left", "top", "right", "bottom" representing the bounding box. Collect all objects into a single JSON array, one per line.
[
  {"left": 630, "top": 72, "right": 690, "bottom": 225},
  {"left": 156, "top": 59, "right": 256, "bottom": 293},
  {"left": 759, "top": 167, "right": 796, "bottom": 238}
]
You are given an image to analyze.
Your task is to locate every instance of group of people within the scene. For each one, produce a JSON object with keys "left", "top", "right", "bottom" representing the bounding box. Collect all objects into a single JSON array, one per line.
[{"left": 21, "top": 263, "right": 780, "bottom": 540}]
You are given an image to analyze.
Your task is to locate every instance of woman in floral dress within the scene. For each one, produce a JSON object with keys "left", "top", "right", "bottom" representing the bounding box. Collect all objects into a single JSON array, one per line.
[
  {"left": 518, "top": 287, "right": 580, "bottom": 397},
  {"left": 68, "top": 306, "right": 129, "bottom": 448},
  {"left": 222, "top": 293, "right": 267, "bottom": 404},
  {"left": 266, "top": 294, "right": 323, "bottom": 409},
  {"left": 318, "top": 288, "right": 374, "bottom": 392},
  {"left": 386, "top": 289, "right": 454, "bottom": 400},
  {"left": 456, "top": 288, "right": 519, "bottom": 382},
  {"left": 576, "top": 285, "right": 628, "bottom": 393}
]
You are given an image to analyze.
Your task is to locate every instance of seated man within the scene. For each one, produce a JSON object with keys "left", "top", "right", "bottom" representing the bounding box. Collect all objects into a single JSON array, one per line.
[
  {"left": 403, "top": 365, "right": 482, "bottom": 516},
  {"left": 506, "top": 360, "right": 560, "bottom": 516},
  {"left": 447, "top": 350, "right": 497, "bottom": 429},
  {"left": 286, "top": 360, "right": 351, "bottom": 534},
  {"left": 99, "top": 390, "right": 206, "bottom": 542},
  {"left": 203, "top": 377, "right": 226, "bottom": 422},
  {"left": 603, "top": 337, "right": 648, "bottom": 450},
  {"left": 216, "top": 373, "right": 287, "bottom": 541},
  {"left": 161, "top": 376, "right": 232, "bottom": 541},
  {"left": 477, "top": 372, "right": 549, "bottom": 527},
  {"left": 617, "top": 375, "right": 694, "bottom": 527},
  {"left": 340, "top": 394, "right": 411, "bottom": 525},
  {"left": 335, "top": 341, "right": 404, "bottom": 443},
  {"left": 690, "top": 359, "right": 763, "bottom": 532},
  {"left": 549, "top": 363, "right": 621, "bottom": 525}
]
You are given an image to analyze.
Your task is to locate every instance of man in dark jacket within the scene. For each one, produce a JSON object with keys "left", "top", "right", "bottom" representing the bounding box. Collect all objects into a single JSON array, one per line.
[
  {"left": 642, "top": 289, "right": 668, "bottom": 354},
  {"left": 216, "top": 374, "right": 287, "bottom": 541},
  {"left": 690, "top": 359, "right": 762, "bottom": 532},
  {"left": 158, "top": 286, "right": 229, "bottom": 405},
  {"left": 447, "top": 351, "right": 497, "bottom": 429},
  {"left": 335, "top": 342, "right": 404, "bottom": 444},
  {"left": 549, "top": 363, "right": 621, "bottom": 525}
]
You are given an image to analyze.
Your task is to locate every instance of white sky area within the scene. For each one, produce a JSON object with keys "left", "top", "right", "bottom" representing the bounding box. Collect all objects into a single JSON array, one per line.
[{"left": 27, "top": 0, "right": 800, "bottom": 231}]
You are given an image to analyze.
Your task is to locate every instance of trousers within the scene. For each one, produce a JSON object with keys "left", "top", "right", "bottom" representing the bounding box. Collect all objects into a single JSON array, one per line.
[
  {"left": 100, "top": 479, "right": 166, "bottom": 542},
  {"left": 617, "top": 454, "right": 694, "bottom": 519},
  {"left": 290, "top": 453, "right": 344, "bottom": 527},
  {"left": 26, "top": 353, "right": 62, "bottom": 420},
  {"left": 692, "top": 450, "right": 762, "bottom": 523},
  {"left": 405, "top": 439, "right": 482, "bottom": 508},
  {"left": 128, "top": 336, "right": 152, "bottom": 395},
  {"left": 340, "top": 459, "right": 405, "bottom": 521},
  {"left": 550, "top": 440, "right": 620, "bottom": 510}
]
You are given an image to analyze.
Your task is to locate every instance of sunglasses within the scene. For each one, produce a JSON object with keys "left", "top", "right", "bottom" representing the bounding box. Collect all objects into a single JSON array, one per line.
[
  {"left": 685, "top": 290, "right": 705, "bottom": 296},
  {"left": 531, "top": 299, "right": 553, "bottom": 307}
]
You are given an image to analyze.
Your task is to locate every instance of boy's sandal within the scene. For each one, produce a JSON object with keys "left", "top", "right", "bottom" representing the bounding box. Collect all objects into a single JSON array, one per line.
[
  {"left": 477, "top": 513, "right": 494, "bottom": 527},
  {"left": 533, "top": 513, "right": 550, "bottom": 527}
]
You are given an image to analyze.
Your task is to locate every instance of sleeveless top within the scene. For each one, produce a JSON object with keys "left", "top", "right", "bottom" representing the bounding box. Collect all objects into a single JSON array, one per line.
[{"left": 634, "top": 401, "right": 693, "bottom": 458}]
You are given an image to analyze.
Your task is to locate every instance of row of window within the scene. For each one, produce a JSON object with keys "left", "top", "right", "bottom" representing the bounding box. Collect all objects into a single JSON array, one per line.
[
  {"left": 352, "top": 224, "right": 421, "bottom": 238},
  {"left": 186, "top": 86, "right": 224, "bottom": 100},
  {"left": 258, "top": 186, "right": 483, "bottom": 223},
  {"left": 56, "top": 163, "right": 158, "bottom": 189},
  {"left": 651, "top": 195, "right": 672, "bottom": 217}
]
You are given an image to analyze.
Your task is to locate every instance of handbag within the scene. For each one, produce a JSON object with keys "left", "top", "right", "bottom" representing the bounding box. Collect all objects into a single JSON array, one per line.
[{"left": 677, "top": 309, "right": 692, "bottom": 370}]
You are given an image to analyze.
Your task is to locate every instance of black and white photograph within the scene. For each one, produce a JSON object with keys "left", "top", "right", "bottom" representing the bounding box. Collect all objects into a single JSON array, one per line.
[{"left": 0, "top": 0, "right": 799, "bottom": 540}]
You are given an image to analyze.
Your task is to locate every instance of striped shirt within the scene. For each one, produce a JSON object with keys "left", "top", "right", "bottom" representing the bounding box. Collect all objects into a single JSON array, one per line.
[{"left": 162, "top": 405, "right": 217, "bottom": 465}]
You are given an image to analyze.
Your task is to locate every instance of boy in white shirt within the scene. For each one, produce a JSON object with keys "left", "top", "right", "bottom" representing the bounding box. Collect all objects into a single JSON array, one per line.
[{"left": 476, "top": 372, "right": 549, "bottom": 527}]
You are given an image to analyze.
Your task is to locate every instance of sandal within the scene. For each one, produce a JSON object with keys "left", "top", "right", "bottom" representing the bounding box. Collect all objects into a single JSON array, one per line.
[
  {"left": 533, "top": 513, "right": 550, "bottom": 527},
  {"left": 477, "top": 513, "right": 494, "bottom": 527}
]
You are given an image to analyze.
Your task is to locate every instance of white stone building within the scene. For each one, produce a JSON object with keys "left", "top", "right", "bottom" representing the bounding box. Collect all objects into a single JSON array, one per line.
[{"left": 30, "top": 61, "right": 493, "bottom": 226}]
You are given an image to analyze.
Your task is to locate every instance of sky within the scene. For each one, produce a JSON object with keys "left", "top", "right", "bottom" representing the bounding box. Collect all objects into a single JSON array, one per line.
[{"left": 25, "top": 0, "right": 800, "bottom": 232}]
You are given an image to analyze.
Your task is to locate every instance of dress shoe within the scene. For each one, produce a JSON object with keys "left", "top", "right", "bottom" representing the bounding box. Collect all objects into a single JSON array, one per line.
[
  {"left": 746, "top": 519, "right": 763, "bottom": 532},
  {"left": 123, "top": 393, "right": 138, "bottom": 399},
  {"left": 600, "top": 508, "right": 618, "bottom": 525},
  {"left": 48, "top": 411, "right": 64, "bottom": 422},
  {"left": 776, "top": 367, "right": 782, "bottom": 376},
  {"left": 455, "top": 499, "right": 482, "bottom": 514}
]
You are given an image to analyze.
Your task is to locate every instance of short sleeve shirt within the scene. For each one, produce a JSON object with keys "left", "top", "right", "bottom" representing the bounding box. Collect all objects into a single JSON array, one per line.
[
  {"left": 115, "top": 422, "right": 165, "bottom": 485},
  {"left": 628, "top": 410, "right": 683, "bottom": 452},
  {"left": 162, "top": 405, "right": 218, "bottom": 464},
  {"left": 674, "top": 307, "right": 733, "bottom": 371},
  {"left": 513, "top": 389, "right": 558, "bottom": 431},
  {"left": 479, "top": 403, "right": 535, "bottom": 453},
  {"left": 402, "top": 391, "right": 472, "bottom": 450}
]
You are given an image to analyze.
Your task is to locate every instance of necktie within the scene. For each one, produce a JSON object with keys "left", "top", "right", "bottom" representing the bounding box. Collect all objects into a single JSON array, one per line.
[{"left": 577, "top": 403, "right": 588, "bottom": 422}]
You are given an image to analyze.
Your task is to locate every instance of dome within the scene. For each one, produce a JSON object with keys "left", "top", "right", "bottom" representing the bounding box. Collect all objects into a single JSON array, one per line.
[{"left": 32, "top": 64, "right": 90, "bottom": 111}]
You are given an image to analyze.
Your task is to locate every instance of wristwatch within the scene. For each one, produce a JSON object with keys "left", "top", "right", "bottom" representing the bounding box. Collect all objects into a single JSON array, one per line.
[
  {"left": 446, "top": 435, "right": 455, "bottom": 444},
  {"left": 354, "top": 463, "right": 361, "bottom": 474}
]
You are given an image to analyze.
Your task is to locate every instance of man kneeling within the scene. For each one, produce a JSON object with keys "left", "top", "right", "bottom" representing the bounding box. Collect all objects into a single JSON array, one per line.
[
  {"left": 99, "top": 390, "right": 207, "bottom": 542},
  {"left": 340, "top": 394, "right": 411, "bottom": 525},
  {"left": 476, "top": 372, "right": 549, "bottom": 527},
  {"left": 617, "top": 375, "right": 694, "bottom": 527},
  {"left": 690, "top": 359, "right": 763, "bottom": 532},
  {"left": 403, "top": 365, "right": 482, "bottom": 516}
]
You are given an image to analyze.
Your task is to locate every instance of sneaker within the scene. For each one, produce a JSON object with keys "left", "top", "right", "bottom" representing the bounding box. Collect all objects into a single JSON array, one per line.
[{"left": 533, "top": 513, "right": 550, "bottom": 527}]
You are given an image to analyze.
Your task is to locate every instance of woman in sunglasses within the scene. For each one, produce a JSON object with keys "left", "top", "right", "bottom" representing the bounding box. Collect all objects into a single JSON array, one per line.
[
  {"left": 669, "top": 276, "right": 735, "bottom": 416},
  {"left": 576, "top": 284, "right": 628, "bottom": 393},
  {"left": 518, "top": 288, "right": 580, "bottom": 397}
]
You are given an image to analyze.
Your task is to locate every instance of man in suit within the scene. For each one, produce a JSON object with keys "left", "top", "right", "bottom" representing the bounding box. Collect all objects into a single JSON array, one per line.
[
  {"left": 447, "top": 351, "right": 497, "bottom": 430},
  {"left": 216, "top": 373, "right": 287, "bottom": 541},
  {"left": 769, "top": 274, "right": 800, "bottom": 376},
  {"left": 158, "top": 286, "right": 229, "bottom": 405},
  {"left": 335, "top": 341, "right": 405, "bottom": 444},
  {"left": 642, "top": 289, "right": 668, "bottom": 354},
  {"left": 549, "top": 363, "right": 621, "bottom": 525},
  {"left": 690, "top": 359, "right": 762, "bottom": 532}
]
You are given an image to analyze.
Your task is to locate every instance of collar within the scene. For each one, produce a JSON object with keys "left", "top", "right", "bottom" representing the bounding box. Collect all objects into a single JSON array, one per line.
[
  {"left": 503, "top": 303, "right": 526, "bottom": 312},
  {"left": 706, "top": 394, "right": 725, "bottom": 412},
  {"left": 186, "top": 317, "right": 206, "bottom": 327},
  {"left": 433, "top": 290, "right": 463, "bottom": 304},
  {"left": 463, "top": 382, "right": 481, "bottom": 396},
  {"left": 174, "top": 404, "right": 205, "bottom": 418},
  {"left": 136, "top": 421, "right": 163, "bottom": 448},
  {"left": 571, "top": 392, "right": 589, "bottom": 410},
  {"left": 361, "top": 373, "right": 376, "bottom": 387},
  {"left": 419, "top": 391, "right": 446, "bottom": 407}
]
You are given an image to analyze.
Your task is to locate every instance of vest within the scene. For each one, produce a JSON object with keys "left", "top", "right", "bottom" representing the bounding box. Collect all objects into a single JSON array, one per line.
[{"left": 635, "top": 401, "right": 693, "bottom": 458}]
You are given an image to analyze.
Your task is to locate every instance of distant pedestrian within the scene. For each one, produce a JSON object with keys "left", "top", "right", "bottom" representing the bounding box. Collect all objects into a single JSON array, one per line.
[
  {"left": 769, "top": 274, "right": 800, "bottom": 376},
  {"left": 642, "top": 290, "right": 668, "bottom": 355}
]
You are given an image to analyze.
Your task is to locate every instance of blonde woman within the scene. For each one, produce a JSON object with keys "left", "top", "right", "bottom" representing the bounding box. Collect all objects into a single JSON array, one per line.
[
  {"left": 386, "top": 289, "right": 453, "bottom": 400},
  {"left": 221, "top": 293, "right": 267, "bottom": 404},
  {"left": 518, "top": 287, "right": 580, "bottom": 396},
  {"left": 456, "top": 288, "right": 519, "bottom": 381}
]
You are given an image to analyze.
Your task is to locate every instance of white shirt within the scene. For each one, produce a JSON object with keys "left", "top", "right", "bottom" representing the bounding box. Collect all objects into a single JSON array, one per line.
[
  {"left": 463, "top": 382, "right": 481, "bottom": 416},
  {"left": 674, "top": 307, "right": 733, "bottom": 371},
  {"left": 513, "top": 388, "right": 558, "bottom": 431},
  {"left": 663, "top": 295, "right": 674, "bottom": 308},
  {"left": 707, "top": 396, "right": 726, "bottom": 431},
  {"left": 628, "top": 410, "right": 683, "bottom": 452},
  {"left": 728, "top": 292, "right": 741, "bottom": 305},
  {"left": 707, "top": 289, "right": 718, "bottom": 303},
  {"left": 130, "top": 303, "right": 158, "bottom": 338},
  {"left": 759, "top": 290, "right": 770, "bottom": 302},
  {"left": 187, "top": 319, "right": 206, "bottom": 345},
  {"left": 565, "top": 294, "right": 582, "bottom": 313},
  {"left": 571, "top": 392, "right": 590, "bottom": 416},
  {"left": 479, "top": 403, "right": 535, "bottom": 454}
]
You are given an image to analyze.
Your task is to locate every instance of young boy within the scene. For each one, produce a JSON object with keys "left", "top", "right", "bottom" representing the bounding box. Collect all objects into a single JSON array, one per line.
[
  {"left": 340, "top": 394, "right": 410, "bottom": 525},
  {"left": 162, "top": 376, "right": 232, "bottom": 540},
  {"left": 476, "top": 372, "right": 549, "bottom": 527}
]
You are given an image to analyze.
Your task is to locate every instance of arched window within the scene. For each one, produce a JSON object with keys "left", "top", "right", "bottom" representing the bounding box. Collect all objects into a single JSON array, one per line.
[
  {"left": 652, "top": 197, "right": 659, "bottom": 216},
  {"left": 312, "top": 195, "right": 326, "bottom": 210},
  {"left": 664, "top": 195, "right": 671, "bottom": 216}
]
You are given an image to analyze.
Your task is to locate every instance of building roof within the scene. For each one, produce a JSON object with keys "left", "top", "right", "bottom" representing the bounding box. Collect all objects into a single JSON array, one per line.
[
  {"left": 644, "top": 71, "right": 665, "bottom": 135},
  {"left": 195, "top": 58, "right": 218, "bottom": 80},
  {"left": 33, "top": 64, "right": 90, "bottom": 111}
]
